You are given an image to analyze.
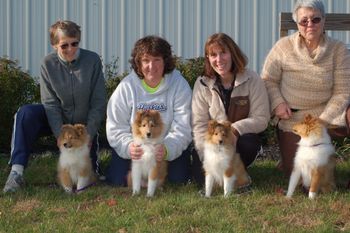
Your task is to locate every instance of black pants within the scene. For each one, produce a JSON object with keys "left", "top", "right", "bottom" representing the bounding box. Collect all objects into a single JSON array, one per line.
[{"left": 191, "top": 133, "right": 261, "bottom": 187}]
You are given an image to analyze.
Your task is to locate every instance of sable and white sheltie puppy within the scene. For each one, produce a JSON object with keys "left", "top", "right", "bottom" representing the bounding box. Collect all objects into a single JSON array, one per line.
[
  {"left": 286, "top": 114, "right": 336, "bottom": 199},
  {"left": 203, "top": 120, "right": 251, "bottom": 198},
  {"left": 57, "top": 124, "right": 96, "bottom": 193},
  {"left": 128, "top": 110, "right": 167, "bottom": 197}
]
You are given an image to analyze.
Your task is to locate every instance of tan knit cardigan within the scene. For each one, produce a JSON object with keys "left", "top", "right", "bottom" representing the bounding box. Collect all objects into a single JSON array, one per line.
[{"left": 261, "top": 32, "right": 350, "bottom": 132}]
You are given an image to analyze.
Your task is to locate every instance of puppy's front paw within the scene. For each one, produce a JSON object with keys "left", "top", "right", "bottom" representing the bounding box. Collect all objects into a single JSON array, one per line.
[
  {"left": 205, "top": 193, "right": 211, "bottom": 198},
  {"left": 63, "top": 186, "right": 73, "bottom": 194},
  {"left": 132, "top": 190, "right": 140, "bottom": 196},
  {"left": 308, "top": 192, "right": 316, "bottom": 199},
  {"left": 146, "top": 193, "right": 154, "bottom": 198},
  {"left": 224, "top": 193, "right": 232, "bottom": 198}
]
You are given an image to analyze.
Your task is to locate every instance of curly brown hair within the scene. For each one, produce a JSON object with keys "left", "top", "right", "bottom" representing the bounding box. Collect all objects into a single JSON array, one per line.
[
  {"left": 204, "top": 33, "right": 247, "bottom": 78},
  {"left": 49, "top": 20, "right": 81, "bottom": 46},
  {"left": 129, "top": 36, "right": 176, "bottom": 79}
]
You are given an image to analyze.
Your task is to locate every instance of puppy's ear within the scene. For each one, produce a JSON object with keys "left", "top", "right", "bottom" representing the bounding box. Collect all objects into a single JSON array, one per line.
[
  {"left": 61, "top": 124, "right": 72, "bottom": 131},
  {"left": 304, "top": 114, "right": 313, "bottom": 122},
  {"left": 59, "top": 124, "right": 72, "bottom": 139},
  {"left": 74, "top": 124, "right": 87, "bottom": 137},
  {"left": 152, "top": 111, "right": 162, "bottom": 125},
  {"left": 135, "top": 110, "right": 143, "bottom": 125},
  {"left": 222, "top": 120, "right": 232, "bottom": 129},
  {"left": 58, "top": 124, "right": 70, "bottom": 146},
  {"left": 148, "top": 110, "right": 157, "bottom": 115},
  {"left": 208, "top": 120, "right": 217, "bottom": 134}
]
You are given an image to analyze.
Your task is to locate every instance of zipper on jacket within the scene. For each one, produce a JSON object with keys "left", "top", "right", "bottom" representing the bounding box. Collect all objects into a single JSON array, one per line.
[
  {"left": 213, "top": 75, "right": 236, "bottom": 114},
  {"left": 68, "top": 63, "right": 75, "bottom": 123}
]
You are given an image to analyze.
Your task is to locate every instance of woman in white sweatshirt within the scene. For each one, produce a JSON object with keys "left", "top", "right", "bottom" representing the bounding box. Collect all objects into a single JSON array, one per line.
[{"left": 105, "top": 35, "right": 192, "bottom": 186}]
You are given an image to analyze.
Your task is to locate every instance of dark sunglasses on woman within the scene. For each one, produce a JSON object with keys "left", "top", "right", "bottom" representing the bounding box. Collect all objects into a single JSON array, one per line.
[
  {"left": 60, "top": 41, "right": 79, "bottom": 50},
  {"left": 298, "top": 17, "right": 322, "bottom": 27}
]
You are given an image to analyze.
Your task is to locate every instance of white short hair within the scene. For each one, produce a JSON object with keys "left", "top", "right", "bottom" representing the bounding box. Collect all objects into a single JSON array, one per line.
[{"left": 292, "top": 0, "right": 325, "bottom": 22}]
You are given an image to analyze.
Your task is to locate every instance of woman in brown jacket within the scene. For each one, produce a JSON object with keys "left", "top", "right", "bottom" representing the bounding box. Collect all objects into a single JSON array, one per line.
[{"left": 191, "top": 33, "right": 270, "bottom": 187}]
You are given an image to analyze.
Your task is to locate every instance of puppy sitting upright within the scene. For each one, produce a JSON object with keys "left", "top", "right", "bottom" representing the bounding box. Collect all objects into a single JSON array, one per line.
[
  {"left": 129, "top": 110, "right": 167, "bottom": 197},
  {"left": 286, "top": 114, "right": 336, "bottom": 199},
  {"left": 203, "top": 120, "right": 251, "bottom": 197},
  {"left": 57, "top": 124, "right": 95, "bottom": 193}
]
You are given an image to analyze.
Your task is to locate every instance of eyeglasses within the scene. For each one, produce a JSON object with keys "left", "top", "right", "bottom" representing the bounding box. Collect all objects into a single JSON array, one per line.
[
  {"left": 298, "top": 17, "right": 322, "bottom": 27},
  {"left": 59, "top": 41, "right": 79, "bottom": 50}
]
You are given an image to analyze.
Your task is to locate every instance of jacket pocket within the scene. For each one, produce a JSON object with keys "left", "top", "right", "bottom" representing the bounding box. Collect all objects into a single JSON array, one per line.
[{"left": 227, "top": 96, "right": 250, "bottom": 123}]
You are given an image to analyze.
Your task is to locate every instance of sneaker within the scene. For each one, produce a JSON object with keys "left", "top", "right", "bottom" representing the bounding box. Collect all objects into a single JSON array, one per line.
[
  {"left": 3, "top": 171, "right": 24, "bottom": 193},
  {"left": 198, "top": 189, "right": 205, "bottom": 197}
]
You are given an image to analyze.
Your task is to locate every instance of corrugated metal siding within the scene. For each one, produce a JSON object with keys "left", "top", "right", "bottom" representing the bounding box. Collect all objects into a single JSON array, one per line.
[{"left": 1, "top": 0, "right": 350, "bottom": 78}]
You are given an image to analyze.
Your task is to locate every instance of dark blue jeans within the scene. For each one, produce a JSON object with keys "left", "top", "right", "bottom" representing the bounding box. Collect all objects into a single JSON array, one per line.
[
  {"left": 105, "top": 146, "right": 192, "bottom": 186},
  {"left": 9, "top": 104, "right": 100, "bottom": 173}
]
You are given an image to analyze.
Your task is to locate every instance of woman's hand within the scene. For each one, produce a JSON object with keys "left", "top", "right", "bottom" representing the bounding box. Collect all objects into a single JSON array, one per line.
[
  {"left": 155, "top": 144, "right": 166, "bottom": 162},
  {"left": 274, "top": 102, "right": 292, "bottom": 120},
  {"left": 129, "top": 142, "right": 143, "bottom": 160}
]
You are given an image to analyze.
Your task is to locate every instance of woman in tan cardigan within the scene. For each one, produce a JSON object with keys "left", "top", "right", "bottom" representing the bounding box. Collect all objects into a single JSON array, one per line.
[
  {"left": 191, "top": 33, "right": 270, "bottom": 187},
  {"left": 261, "top": 0, "right": 350, "bottom": 177}
]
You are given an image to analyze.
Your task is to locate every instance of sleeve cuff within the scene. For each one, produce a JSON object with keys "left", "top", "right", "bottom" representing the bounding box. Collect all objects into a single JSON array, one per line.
[
  {"left": 164, "top": 145, "right": 169, "bottom": 160},
  {"left": 232, "top": 127, "right": 240, "bottom": 138}
]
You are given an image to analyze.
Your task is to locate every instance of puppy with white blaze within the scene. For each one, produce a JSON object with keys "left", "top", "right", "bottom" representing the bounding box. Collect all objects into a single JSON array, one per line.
[
  {"left": 129, "top": 110, "right": 167, "bottom": 197},
  {"left": 203, "top": 120, "right": 250, "bottom": 197},
  {"left": 57, "top": 124, "right": 96, "bottom": 193},
  {"left": 286, "top": 114, "right": 336, "bottom": 199}
]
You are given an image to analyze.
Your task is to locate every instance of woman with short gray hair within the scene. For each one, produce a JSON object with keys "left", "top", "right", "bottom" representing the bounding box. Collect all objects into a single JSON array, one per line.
[
  {"left": 261, "top": 0, "right": 350, "bottom": 178},
  {"left": 3, "top": 20, "right": 106, "bottom": 193}
]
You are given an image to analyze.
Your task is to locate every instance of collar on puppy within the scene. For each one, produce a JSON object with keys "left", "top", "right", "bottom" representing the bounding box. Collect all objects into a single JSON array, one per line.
[{"left": 309, "top": 142, "right": 332, "bottom": 147}]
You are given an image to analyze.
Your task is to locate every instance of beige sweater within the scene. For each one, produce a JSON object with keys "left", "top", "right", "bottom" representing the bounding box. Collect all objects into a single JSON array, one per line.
[{"left": 261, "top": 32, "right": 350, "bottom": 132}]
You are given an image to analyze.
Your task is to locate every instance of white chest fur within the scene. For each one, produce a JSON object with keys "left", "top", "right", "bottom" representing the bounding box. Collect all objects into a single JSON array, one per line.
[
  {"left": 134, "top": 143, "right": 157, "bottom": 178},
  {"left": 59, "top": 145, "right": 90, "bottom": 183},
  {"left": 203, "top": 143, "right": 233, "bottom": 185},
  {"left": 294, "top": 141, "right": 334, "bottom": 187}
]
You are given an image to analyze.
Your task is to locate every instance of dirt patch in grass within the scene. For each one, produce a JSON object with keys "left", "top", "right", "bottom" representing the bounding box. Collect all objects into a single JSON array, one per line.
[
  {"left": 331, "top": 201, "right": 350, "bottom": 231},
  {"left": 281, "top": 212, "right": 323, "bottom": 229},
  {"left": 12, "top": 199, "right": 40, "bottom": 213}
]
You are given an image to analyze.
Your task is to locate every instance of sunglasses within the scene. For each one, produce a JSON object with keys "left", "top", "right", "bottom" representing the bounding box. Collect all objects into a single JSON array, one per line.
[
  {"left": 298, "top": 17, "right": 322, "bottom": 27},
  {"left": 59, "top": 41, "right": 79, "bottom": 50}
]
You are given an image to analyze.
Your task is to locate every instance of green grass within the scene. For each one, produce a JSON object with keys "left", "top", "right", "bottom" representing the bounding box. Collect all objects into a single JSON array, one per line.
[{"left": 0, "top": 151, "right": 349, "bottom": 233}]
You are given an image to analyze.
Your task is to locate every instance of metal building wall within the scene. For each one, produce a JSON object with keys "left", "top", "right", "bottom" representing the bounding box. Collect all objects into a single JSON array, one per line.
[{"left": 1, "top": 0, "right": 350, "bottom": 78}]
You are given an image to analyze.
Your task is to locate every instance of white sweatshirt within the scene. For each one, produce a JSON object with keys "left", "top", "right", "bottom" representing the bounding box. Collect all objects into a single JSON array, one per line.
[{"left": 106, "top": 69, "right": 192, "bottom": 161}]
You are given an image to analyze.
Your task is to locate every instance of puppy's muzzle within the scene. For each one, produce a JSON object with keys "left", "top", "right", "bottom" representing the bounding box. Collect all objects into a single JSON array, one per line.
[{"left": 63, "top": 142, "right": 72, "bottom": 148}]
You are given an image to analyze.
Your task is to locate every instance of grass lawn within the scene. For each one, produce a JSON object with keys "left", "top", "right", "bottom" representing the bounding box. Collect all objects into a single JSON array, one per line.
[{"left": 0, "top": 150, "right": 349, "bottom": 233}]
